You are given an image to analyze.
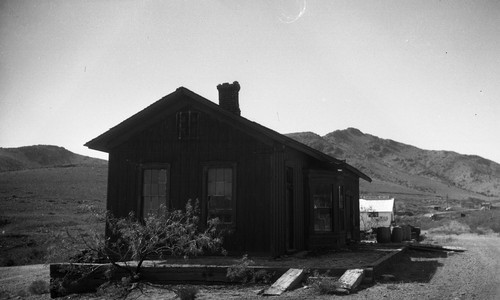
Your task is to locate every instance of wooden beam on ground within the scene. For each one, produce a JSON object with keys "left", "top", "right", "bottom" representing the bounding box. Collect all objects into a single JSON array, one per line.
[
  {"left": 409, "top": 244, "right": 466, "bottom": 252},
  {"left": 50, "top": 263, "right": 289, "bottom": 297},
  {"left": 263, "top": 268, "right": 304, "bottom": 296},
  {"left": 337, "top": 269, "right": 365, "bottom": 293}
]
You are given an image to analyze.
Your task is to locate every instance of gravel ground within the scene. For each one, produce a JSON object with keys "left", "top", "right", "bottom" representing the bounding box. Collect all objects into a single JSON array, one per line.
[
  {"left": 325, "top": 233, "right": 500, "bottom": 300},
  {"left": 1, "top": 233, "right": 499, "bottom": 299}
]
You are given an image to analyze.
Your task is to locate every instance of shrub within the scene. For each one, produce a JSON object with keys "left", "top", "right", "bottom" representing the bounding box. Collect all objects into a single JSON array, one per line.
[
  {"left": 1, "top": 257, "right": 15, "bottom": 267},
  {"left": 227, "top": 254, "right": 255, "bottom": 283},
  {"left": 465, "top": 210, "right": 500, "bottom": 234},
  {"left": 49, "top": 199, "right": 225, "bottom": 297},
  {"left": 307, "top": 270, "right": 337, "bottom": 295},
  {"left": 173, "top": 285, "right": 199, "bottom": 300},
  {"left": 428, "top": 220, "right": 470, "bottom": 235},
  {"left": 253, "top": 269, "right": 274, "bottom": 284},
  {"left": 314, "top": 278, "right": 343, "bottom": 295},
  {"left": 308, "top": 271, "right": 342, "bottom": 295},
  {"left": 226, "top": 254, "right": 274, "bottom": 284},
  {"left": 104, "top": 199, "right": 225, "bottom": 277},
  {"left": 28, "top": 280, "right": 50, "bottom": 295}
]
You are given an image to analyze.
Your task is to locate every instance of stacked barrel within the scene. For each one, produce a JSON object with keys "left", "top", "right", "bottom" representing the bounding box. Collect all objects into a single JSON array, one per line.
[{"left": 376, "top": 225, "right": 420, "bottom": 243}]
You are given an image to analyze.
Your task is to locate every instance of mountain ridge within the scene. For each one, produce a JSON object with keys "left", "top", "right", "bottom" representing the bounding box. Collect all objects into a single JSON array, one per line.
[
  {"left": 287, "top": 128, "right": 500, "bottom": 200},
  {"left": 0, "top": 145, "right": 106, "bottom": 172},
  {"left": 3, "top": 134, "right": 499, "bottom": 201}
]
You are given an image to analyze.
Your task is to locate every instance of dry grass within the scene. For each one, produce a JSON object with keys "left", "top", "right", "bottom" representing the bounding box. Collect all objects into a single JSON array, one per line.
[
  {"left": 464, "top": 209, "right": 500, "bottom": 234},
  {"left": 0, "top": 165, "right": 106, "bottom": 266},
  {"left": 427, "top": 220, "right": 471, "bottom": 235}
]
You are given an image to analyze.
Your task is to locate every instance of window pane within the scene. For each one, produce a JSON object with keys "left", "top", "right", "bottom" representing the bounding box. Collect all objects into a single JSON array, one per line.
[
  {"left": 143, "top": 197, "right": 151, "bottom": 215},
  {"left": 207, "top": 167, "right": 234, "bottom": 224},
  {"left": 158, "top": 169, "right": 167, "bottom": 183},
  {"left": 208, "top": 181, "right": 215, "bottom": 195},
  {"left": 209, "top": 195, "right": 224, "bottom": 208},
  {"left": 143, "top": 167, "right": 169, "bottom": 218},
  {"left": 216, "top": 168, "right": 224, "bottom": 181},
  {"left": 208, "top": 169, "right": 216, "bottom": 183},
  {"left": 143, "top": 184, "right": 151, "bottom": 196},
  {"left": 159, "top": 184, "right": 166, "bottom": 196},
  {"left": 210, "top": 212, "right": 232, "bottom": 223},
  {"left": 224, "top": 168, "right": 232, "bottom": 183},
  {"left": 151, "top": 196, "right": 159, "bottom": 212},
  {"left": 224, "top": 183, "right": 232, "bottom": 197},
  {"left": 313, "top": 195, "right": 331, "bottom": 208},
  {"left": 151, "top": 183, "right": 159, "bottom": 196},
  {"left": 223, "top": 197, "right": 231, "bottom": 208},
  {"left": 144, "top": 170, "right": 152, "bottom": 183},
  {"left": 313, "top": 184, "right": 332, "bottom": 232},
  {"left": 151, "top": 170, "right": 159, "bottom": 183},
  {"left": 215, "top": 181, "right": 225, "bottom": 195},
  {"left": 315, "top": 209, "right": 332, "bottom": 231}
]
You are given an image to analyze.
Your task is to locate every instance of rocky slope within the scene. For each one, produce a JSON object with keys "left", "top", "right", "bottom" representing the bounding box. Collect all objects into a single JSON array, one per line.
[{"left": 287, "top": 128, "right": 500, "bottom": 199}]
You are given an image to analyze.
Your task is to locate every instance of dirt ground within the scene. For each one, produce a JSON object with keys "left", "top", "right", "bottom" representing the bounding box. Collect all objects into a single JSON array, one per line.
[{"left": 1, "top": 232, "right": 500, "bottom": 299}]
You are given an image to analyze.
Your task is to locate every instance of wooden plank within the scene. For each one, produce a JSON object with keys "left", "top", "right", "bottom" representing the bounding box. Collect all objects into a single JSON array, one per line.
[
  {"left": 409, "top": 244, "right": 466, "bottom": 252},
  {"left": 338, "top": 269, "right": 364, "bottom": 291},
  {"left": 51, "top": 263, "right": 288, "bottom": 283},
  {"left": 263, "top": 268, "right": 304, "bottom": 296}
]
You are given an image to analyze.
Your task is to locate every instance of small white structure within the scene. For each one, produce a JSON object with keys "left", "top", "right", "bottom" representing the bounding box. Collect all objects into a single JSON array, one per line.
[{"left": 359, "top": 198, "right": 395, "bottom": 231}]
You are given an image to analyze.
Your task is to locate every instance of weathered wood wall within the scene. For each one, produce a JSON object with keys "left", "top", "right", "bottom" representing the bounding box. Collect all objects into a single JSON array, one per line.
[
  {"left": 104, "top": 97, "right": 362, "bottom": 256},
  {"left": 107, "top": 102, "right": 280, "bottom": 255}
]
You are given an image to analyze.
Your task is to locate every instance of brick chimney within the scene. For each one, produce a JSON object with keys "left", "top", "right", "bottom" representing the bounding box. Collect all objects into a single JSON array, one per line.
[{"left": 217, "top": 81, "right": 241, "bottom": 115}]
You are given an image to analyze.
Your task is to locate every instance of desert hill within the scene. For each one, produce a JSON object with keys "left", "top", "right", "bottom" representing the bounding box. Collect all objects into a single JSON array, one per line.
[
  {"left": 0, "top": 145, "right": 106, "bottom": 172},
  {"left": 287, "top": 128, "right": 500, "bottom": 201}
]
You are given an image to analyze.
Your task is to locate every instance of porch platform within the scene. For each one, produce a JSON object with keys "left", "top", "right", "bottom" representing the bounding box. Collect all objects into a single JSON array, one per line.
[{"left": 50, "top": 243, "right": 406, "bottom": 297}]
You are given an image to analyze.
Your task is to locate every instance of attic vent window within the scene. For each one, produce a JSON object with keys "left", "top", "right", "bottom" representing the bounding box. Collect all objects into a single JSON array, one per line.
[{"left": 176, "top": 111, "right": 199, "bottom": 139}]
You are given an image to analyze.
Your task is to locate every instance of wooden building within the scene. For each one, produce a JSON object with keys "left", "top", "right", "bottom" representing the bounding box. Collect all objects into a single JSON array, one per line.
[{"left": 85, "top": 82, "right": 371, "bottom": 257}]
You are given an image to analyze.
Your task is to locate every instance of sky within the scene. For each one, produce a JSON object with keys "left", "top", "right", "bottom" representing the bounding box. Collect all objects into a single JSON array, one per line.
[{"left": 1, "top": 0, "right": 499, "bottom": 163}]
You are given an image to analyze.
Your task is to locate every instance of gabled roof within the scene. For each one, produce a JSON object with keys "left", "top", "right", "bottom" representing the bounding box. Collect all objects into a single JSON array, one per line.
[
  {"left": 85, "top": 87, "right": 371, "bottom": 182},
  {"left": 360, "top": 198, "right": 395, "bottom": 212}
]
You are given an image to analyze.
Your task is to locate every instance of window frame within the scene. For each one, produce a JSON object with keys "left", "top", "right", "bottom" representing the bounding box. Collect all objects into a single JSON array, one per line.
[
  {"left": 139, "top": 163, "right": 170, "bottom": 219},
  {"left": 202, "top": 162, "right": 237, "bottom": 227},
  {"left": 312, "top": 184, "right": 333, "bottom": 232}
]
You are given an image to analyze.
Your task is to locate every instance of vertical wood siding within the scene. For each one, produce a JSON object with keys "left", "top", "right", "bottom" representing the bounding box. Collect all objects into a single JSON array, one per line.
[
  {"left": 270, "top": 145, "right": 285, "bottom": 256},
  {"left": 104, "top": 99, "right": 363, "bottom": 256},
  {"left": 107, "top": 106, "right": 275, "bottom": 254}
]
